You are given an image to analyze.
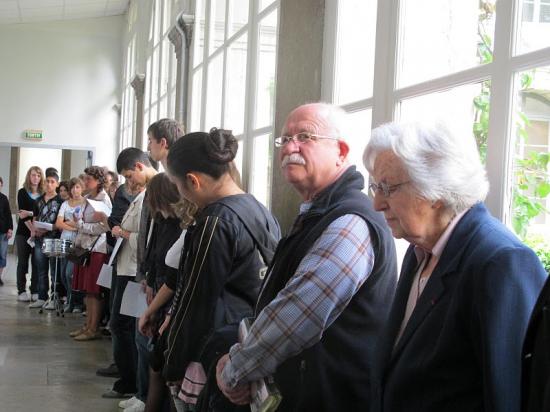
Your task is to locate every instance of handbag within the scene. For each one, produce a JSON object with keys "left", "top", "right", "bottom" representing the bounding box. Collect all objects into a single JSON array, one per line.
[{"left": 67, "top": 235, "right": 101, "bottom": 267}]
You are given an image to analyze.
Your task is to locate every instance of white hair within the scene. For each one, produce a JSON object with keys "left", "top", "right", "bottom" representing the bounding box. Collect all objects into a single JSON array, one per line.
[
  {"left": 363, "top": 122, "right": 489, "bottom": 213},
  {"left": 291, "top": 102, "right": 349, "bottom": 142}
]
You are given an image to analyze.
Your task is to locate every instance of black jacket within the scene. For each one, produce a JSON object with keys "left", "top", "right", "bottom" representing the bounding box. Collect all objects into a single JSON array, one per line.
[
  {"left": 0, "top": 192, "right": 12, "bottom": 234},
  {"left": 256, "top": 166, "right": 398, "bottom": 412},
  {"left": 522, "top": 273, "right": 550, "bottom": 412},
  {"left": 164, "top": 193, "right": 280, "bottom": 382}
]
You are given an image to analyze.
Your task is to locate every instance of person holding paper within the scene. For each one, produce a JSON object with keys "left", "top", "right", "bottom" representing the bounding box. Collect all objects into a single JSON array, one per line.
[
  {"left": 101, "top": 147, "right": 157, "bottom": 403},
  {"left": 71, "top": 166, "right": 112, "bottom": 341},
  {"left": 55, "top": 177, "right": 86, "bottom": 312},
  {"left": 15, "top": 166, "right": 43, "bottom": 302},
  {"left": 29, "top": 169, "right": 63, "bottom": 309},
  {"left": 164, "top": 127, "right": 281, "bottom": 411}
]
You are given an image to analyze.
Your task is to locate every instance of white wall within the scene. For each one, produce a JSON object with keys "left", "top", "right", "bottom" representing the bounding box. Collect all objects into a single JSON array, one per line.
[
  {"left": 0, "top": 16, "right": 125, "bottom": 169},
  {"left": 18, "top": 147, "right": 63, "bottom": 189}
]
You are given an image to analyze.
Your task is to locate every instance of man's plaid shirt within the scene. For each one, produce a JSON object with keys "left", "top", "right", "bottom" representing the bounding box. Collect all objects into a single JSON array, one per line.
[{"left": 222, "top": 211, "right": 375, "bottom": 387}]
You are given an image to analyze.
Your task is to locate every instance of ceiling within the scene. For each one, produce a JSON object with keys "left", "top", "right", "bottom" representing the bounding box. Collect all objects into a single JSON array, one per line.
[{"left": 0, "top": 0, "right": 129, "bottom": 25}]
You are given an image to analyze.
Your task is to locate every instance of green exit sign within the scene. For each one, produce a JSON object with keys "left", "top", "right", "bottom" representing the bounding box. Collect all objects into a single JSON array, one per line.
[{"left": 24, "top": 130, "right": 43, "bottom": 140}]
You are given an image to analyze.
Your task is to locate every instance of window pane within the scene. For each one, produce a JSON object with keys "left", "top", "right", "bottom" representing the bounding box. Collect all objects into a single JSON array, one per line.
[
  {"left": 190, "top": 69, "right": 203, "bottom": 131},
  {"left": 151, "top": 47, "right": 160, "bottom": 103},
  {"left": 510, "top": 66, "right": 550, "bottom": 248},
  {"left": 334, "top": 0, "right": 377, "bottom": 104},
  {"left": 345, "top": 109, "right": 372, "bottom": 180},
  {"left": 144, "top": 57, "right": 151, "bottom": 107},
  {"left": 259, "top": 0, "right": 276, "bottom": 12},
  {"left": 250, "top": 133, "right": 272, "bottom": 207},
  {"left": 517, "top": 0, "right": 550, "bottom": 54},
  {"left": 205, "top": 53, "right": 224, "bottom": 129},
  {"left": 159, "top": 96, "right": 168, "bottom": 119},
  {"left": 255, "top": 10, "right": 278, "bottom": 129},
  {"left": 234, "top": 138, "right": 244, "bottom": 181},
  {"left": 153, "top": 0, "right": 162, "bottom": 45},
  {"left": 210, "top": 0, "right": 226, "bottom": 54},
  {"left": 399, "top": 82, "right": 489, "bottom": 160},
  {"left": 163, "top": 0, "right": 171, "bottom": 35},
  {"left": 194, "top": 0, "right": 207, "bottom": 67},
  {"left": 228, "top": 0, "right": 248, "bottom": 37},
  {"left": 398, "top": 0, "right": 495, "bottom": 87},
  {"left": 224, "top": 33, "right": 248, "bottom": 135},
  {"left": 160, "top": 40, "right": 170, "bottom": 96}
]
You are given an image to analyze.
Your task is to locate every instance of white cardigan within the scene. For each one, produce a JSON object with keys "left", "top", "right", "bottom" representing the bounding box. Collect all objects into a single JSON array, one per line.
[{"left": 116, "top": 190, "right": 145, "bottom": 277}]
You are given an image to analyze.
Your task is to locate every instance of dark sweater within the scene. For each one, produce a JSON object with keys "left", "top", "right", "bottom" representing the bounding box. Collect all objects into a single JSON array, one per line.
[
  {"left": 256, "top": 166, "right": 398, "bottom": 412},
  {"left": 144, "top": 215, "right": 182, "bottom": 291},
  {"left": 0, "top": 192, "right": 12, "bottom": 234},
  {"left": 15, "top": 188, "right": 39, "bottom": 237}
]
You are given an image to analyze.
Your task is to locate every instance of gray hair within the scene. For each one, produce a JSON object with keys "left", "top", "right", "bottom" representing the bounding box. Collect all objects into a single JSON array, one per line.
[{"left": 363, "top": 122, "right": 489, "bottom": 214}]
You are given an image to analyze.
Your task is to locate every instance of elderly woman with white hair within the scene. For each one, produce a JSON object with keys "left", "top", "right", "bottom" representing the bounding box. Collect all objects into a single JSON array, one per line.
[{"left": 364, "top": 122, "right": 546, "bottom": 412}]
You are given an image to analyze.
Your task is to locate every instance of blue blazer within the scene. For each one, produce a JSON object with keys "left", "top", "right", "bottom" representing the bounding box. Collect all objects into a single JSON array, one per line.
[{"left": 371, "top": 203, "right": 546, "bottom": 412}]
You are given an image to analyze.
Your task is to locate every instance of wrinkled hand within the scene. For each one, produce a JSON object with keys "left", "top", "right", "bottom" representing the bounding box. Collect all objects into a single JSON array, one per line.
[
  {"left": 216, "top": 354, "right": 251, "bottom": 405},
  {"left": 34, "top": 228, "right": 46, "bottom": 237},
  {"left": 159, "top": 314, "right": 171, "bottom": 336}
]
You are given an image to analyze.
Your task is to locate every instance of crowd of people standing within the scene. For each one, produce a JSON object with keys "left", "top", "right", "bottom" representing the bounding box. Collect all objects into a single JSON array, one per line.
[{"left": 0, "top": 105, "right": 549, "bottom": 412}]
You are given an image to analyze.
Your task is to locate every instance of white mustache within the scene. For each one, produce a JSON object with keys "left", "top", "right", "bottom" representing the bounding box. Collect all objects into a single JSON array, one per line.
[{"left": 281, "top": 153, "right": 306, "bottom": 168}]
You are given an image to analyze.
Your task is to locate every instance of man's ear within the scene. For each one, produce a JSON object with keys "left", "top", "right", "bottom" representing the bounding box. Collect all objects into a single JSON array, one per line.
[
  {"left": 161, "top": 137, "right": 168, "bottom": 149},
  {"left": 135, "top": 162, "right": 145, "bottom": 172},
  {"left": 337, "top": 140, "right": 350, "bottom": 163}
]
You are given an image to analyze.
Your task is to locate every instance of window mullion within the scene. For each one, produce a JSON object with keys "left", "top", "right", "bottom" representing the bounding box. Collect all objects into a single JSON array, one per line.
[
  {"left": 485, "top": 0, "right": 516, "bottom": 221},
  {"left": 371, "top": 0, "right": 400, "bottom": 127},
  {"left": 200, "top": 0, "right": 212, "bottom": 130},
  {"left": 241, "top": 0, "right": 260, "bottom": 192}
]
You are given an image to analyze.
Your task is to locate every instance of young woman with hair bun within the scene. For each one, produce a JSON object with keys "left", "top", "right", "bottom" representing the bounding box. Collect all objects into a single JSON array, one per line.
[{"left": 163, "top": 128, "right": 280, "bottom": 411}]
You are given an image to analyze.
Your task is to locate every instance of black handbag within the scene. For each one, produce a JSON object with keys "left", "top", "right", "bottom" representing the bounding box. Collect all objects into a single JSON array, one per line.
[{"left": 67, "top": 235, "right": 101, "bottom": 267}]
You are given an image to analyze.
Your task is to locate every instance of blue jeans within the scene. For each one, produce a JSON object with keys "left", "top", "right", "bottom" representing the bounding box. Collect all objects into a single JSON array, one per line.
[
  {"left": 135, "top": 322, "right": 151, "bottom": 402},
  {"left": 59, "top": 258, "right": 74, "bottom": 305},
  {"left": 110, "top": 275, "right": 137, "bottom": 393},
  {"left": 33, "top": 239, "right": 61, "bottom": 301},
  {"left": 0, "top": 233, "right": 8, "bottom": 268}
]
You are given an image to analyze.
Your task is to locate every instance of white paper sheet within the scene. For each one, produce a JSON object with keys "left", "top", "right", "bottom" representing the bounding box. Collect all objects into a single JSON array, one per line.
[
  {"left": 34, "top": 221, "right": 53, "bottom": 231},
  {"left": 86, "top": 198, "right": 112, "bottom": 217},
  {"left": 27, "top": 238, "right": 35, "bottom": 248},
  {"left": 96, "top": 264, "right": 113, "bottom": 289},
  {"left": 120, "top": 281, "right": 148, "bottom": 318},
  {"left": 108, "top": 237, "right": 124, "bottom": 266}
]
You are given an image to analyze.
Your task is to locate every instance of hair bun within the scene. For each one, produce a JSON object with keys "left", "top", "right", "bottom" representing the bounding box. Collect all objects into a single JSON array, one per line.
[{"left": 205, "top": 127, "right": 238, "bottom": 163}]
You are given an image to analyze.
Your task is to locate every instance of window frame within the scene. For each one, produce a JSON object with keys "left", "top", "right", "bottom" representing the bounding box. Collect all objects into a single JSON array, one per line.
[{"left": 322, "top": 0, "right": 550, "bottom": 222}]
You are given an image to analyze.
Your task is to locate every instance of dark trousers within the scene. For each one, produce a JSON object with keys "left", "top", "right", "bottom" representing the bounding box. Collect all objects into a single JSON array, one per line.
[
  {"left": 111, "top": 274, "right": 138, "bottom": 393},
  {"left": 136, "top": 323, "right": 151, "bottom": 401},
  {"left": 15, "top": 234, "right": 37, "bottom": 295}
]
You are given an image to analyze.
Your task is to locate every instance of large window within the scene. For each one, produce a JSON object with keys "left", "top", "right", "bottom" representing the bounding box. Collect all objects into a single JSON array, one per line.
[
  {"left": 119, "top": 2, "right": 138, "bottom": 150},
  {"left": 143, "top": 0, "right": 179, "bottom": 149},
  {"left": 324, "top": 0, "right": 550, "bottom": 259},
  {"left": 188, "top": 0, "right": 279, "bottom": 207}
]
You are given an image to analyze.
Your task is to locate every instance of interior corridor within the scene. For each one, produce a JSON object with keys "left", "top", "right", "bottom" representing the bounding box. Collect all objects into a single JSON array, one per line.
[{"left": 0, "top": 253, "right": 120, "bottom": 411}]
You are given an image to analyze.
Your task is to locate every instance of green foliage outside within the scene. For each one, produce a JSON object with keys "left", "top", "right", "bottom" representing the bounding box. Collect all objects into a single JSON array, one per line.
[{"left": 474, "top": 0, "right": 550, "bottom": 272}]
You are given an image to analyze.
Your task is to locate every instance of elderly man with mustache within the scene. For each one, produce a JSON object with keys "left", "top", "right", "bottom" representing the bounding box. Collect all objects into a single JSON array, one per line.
[{"left": 214, "top": 102, "right": 398, "bottom": 412}]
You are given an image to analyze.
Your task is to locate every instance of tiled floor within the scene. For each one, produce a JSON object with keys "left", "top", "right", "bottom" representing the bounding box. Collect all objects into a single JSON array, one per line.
[{"left": 0, "top": 253, "right": 120, "bottom": 411}]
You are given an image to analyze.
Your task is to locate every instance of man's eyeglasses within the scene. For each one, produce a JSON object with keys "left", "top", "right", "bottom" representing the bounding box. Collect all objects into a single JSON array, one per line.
[
  {"left": 274, "top": 132, "right": 339, "bottom": 147},
  {"left": 369, "top": 181, "right": 410, "bottom": 197}
]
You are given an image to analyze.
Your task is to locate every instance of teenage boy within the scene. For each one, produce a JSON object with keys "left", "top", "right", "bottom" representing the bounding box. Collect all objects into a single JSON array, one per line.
[{"left": 29, "top": 170, "right": 63, "bottom": 309}]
